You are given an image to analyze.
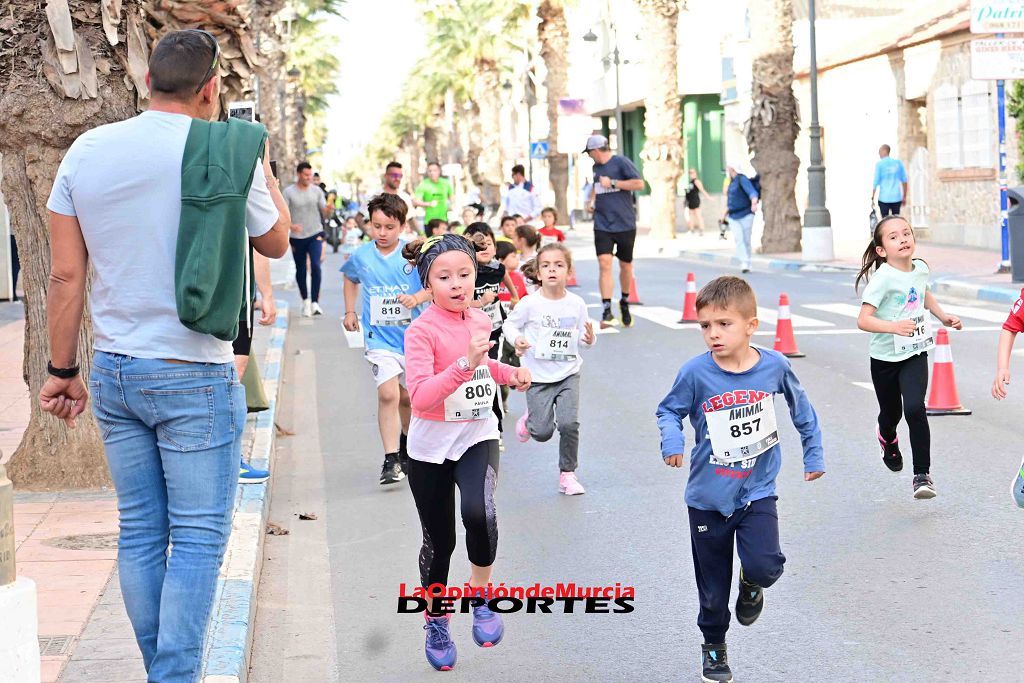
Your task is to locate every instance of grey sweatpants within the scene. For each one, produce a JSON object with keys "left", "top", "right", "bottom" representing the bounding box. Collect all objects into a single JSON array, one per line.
[{"left": 525, "top": 373, "right": 581, "bottom": 472}]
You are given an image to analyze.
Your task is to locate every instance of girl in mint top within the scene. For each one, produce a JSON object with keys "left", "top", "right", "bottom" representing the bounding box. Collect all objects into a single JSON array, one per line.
[{"left": 855, "top": 215, "right": 961, "bottom": 500}]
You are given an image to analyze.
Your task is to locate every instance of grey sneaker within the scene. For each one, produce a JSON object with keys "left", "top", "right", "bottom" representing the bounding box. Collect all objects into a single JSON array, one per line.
[
  {"left": 912, "top": 474, "right": 936, "bottom": 500},
  {"left": 701, "top": 643, "right": 733, "bottom": 682}
]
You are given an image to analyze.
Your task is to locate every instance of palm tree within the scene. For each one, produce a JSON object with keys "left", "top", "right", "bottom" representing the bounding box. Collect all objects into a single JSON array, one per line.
[
  {"left": 635, "top": 0, "right": 684, "bottom": 240},
  {"left": 746, "top": 0, "right": 801, "bottom": 252},
  {"left": 537, "top": 0, "right": 570, "bottom": 221}
]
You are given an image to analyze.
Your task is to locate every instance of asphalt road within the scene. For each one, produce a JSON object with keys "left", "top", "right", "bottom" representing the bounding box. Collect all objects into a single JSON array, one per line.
[{"left": 250, "top": 234, "right": 1024, "bottom": 682}]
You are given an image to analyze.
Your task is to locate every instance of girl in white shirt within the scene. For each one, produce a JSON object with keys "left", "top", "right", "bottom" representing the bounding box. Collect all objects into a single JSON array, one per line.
[{"left": 502, "top": 243, "right": 596, "bottom": 495}]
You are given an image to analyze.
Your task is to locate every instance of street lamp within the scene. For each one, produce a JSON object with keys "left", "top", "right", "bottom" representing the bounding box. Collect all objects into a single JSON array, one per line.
[
  {"left": 583, "top": 17, "right": 623, "bottom": 155},
  {"left": 802, "top": 0, "right": 834, "bottom": 261}
]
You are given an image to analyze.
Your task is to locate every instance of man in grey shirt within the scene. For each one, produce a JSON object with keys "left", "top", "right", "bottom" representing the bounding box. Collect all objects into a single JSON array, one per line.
[{"left": 284, "top": 161, "right": 330, "bottom": 316}]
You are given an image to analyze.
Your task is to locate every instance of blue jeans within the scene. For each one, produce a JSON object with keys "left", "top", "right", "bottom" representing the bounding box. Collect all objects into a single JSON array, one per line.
[
  {"left": 90, "top": 352, "right": 245, "bottom": 683},
  {"left": 290, "top": 233, "right": 324, "bottom": 302},
  {"left": 728, "top": 213, "right": 755, "bottom": 269}
]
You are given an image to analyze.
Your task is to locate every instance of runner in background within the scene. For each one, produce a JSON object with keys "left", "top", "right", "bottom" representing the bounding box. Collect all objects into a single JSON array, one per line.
[
  {"left": 991, "top": 286, "right": 1024, "bottom": 508},
  {"left": 496, "top": 241, "right": 528, "bottom": 412},
  {"left": 415, "top": 162, "right": 455, "bottom": 226},
  {"left": 538, "top": 207, "right": 566, "bottom": 246},
  {"left": 497, "top": 215, "right": 518, "bottom": 244},
  {"left": 514, "top": 224, "right": 540, "bottom": 267},
  {"left": 425, "top": 218, "right": 449, "bottom": 237},
  {"left": 502, "top": 164, "right": 542, "bottom": 224},
  {"left": 685, "top": 168, "right": 712, "bottom": 236},
  {"left": 284, "top": 161, "right": 332, "bottom": 317}
]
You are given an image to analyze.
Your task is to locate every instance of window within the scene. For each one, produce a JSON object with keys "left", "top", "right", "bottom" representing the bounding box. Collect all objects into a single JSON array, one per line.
[{"left": 933, "top": 81, "right": 994, "bottom": 169}]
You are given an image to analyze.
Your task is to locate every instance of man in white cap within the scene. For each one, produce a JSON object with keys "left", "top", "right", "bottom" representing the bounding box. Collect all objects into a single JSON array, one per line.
[
  {"left": 584, "top": 134, "right": 646, "bottom": 327},
  {"left": 723, "top": 161, "right": 759, "bottom": 273}
]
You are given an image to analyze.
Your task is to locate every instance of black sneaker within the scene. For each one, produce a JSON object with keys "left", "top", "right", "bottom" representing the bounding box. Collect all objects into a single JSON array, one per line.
[
  {"left": 379, "top": 454, "right": 405, "bottom": 486},
  {"left": 398, "top": 451, "right": 410, "bottom": 476},
  {"left": 601, "top": 309, "right": 620, "bottom": 327},
  {"left": 913, "top": 474, "right": 936, "bottom": 500},
  {"left": 701, "top": 643, "right": 733, "bottom": 683},
  {"left": 735, "top": 570, "right": 764, "bottom": 626},
  {"left": 876, "top": 427, "right": 903, "bottom": 472},
  {"left": 619, "top": 300, "right": 633, "bottom": 328}
]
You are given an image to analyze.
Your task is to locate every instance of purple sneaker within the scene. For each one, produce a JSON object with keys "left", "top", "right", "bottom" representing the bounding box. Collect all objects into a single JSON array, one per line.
[
  {"left": 423, "top": 614, "right": 457, "bottom": 671},
  {"left": 471, "top": 600, "right": 504, "bottom": 647}
]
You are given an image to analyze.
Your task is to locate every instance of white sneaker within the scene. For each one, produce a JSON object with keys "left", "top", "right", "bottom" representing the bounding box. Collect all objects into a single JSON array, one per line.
[
  {"left": 311, "top": 302, "right": 323, "bottom": 316},
  {"left": 302, "top": 300, "right": 312, "bottom": 317},
  {"left": 558, "top": 471, "right": 585, "bottom": 495}
]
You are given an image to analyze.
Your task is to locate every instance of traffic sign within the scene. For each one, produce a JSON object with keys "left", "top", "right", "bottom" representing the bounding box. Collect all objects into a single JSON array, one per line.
[
  {"left": 971, "top": 37, "right": 1024, "bottom": 78},
  {"left": 530, "top": 141, "right": 549, "bottom": 159},
  {"left": 971, "top": 0, "right": 1024, "bottom": 33}
]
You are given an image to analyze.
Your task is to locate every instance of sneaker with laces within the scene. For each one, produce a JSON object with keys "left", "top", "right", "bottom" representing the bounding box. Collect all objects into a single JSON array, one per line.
[
  {"left": 239, "top": 460, "right": 269, "bottom": 484},
  {"left": 311, "top": 301, "right": 323, "bottom": 316},
  {"left": 423, "top": 614, "right": 457, "bottom": 671},
  {"left": 619, "top": 300, "right": 633, "bottom": 328},
  {"left": 913, "top": 473, "right": 936, "bottom": 499},
  {"left": 1012, "top": 457, "right": 1024, "bottom": 508},
  {"left": 735, "top": 569, "right": 764, "bottom": 626},
  {"left": 301, "top": 299, "right": 312, "bottom": 317},
  {"left": 558, "top": 471, "right": 586, "bottom": 495},
  {"left": 515, "top": 412, "right": 531, "bottom": 443},
  {"left": 471, "top": 599, "right": 504, "bottom": 647},
  {"left": 379, "top": 454, "right": 405, "bottom": 486},
  {"left": 701, "top": 643, "right": 733, "bottom": 682},
  {"left": 876, "top": 426, "right": 903, "bottom": 472}
]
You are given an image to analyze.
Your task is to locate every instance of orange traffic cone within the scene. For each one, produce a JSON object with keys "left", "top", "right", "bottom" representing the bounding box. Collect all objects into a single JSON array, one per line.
[
  {"left": 679, "top": 272, "right": 698, "bottom": 323},
  {"left": 772, "top": 293, "right": 805, "bottom": 358},
  {"left": 627, "top": 276, "right": 642, "bottom": 305},
  {"left": 567, "top": 270, "right": 579, "bottom": 287},
  {"left": 926, "top": 328, "right": 971, "bottom": 415}
]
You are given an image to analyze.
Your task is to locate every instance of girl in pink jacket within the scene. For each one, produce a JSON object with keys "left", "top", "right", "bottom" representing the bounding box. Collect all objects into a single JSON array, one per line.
[{"left": 401, "top": 234, "right": 532, "bottom": 671}]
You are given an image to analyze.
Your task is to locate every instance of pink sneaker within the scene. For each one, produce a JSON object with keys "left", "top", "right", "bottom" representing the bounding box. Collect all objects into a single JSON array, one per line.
[
  {"left": 558, "top": 471, "right": 585, "bottom": 495},
  {"left": 515, "top": 412, "right": 531, "bottom": 443}
]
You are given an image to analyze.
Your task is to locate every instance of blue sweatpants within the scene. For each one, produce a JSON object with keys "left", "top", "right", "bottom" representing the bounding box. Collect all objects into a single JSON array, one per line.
[{"left": 687, "top": 497, "right": 786, "bottom": 644}]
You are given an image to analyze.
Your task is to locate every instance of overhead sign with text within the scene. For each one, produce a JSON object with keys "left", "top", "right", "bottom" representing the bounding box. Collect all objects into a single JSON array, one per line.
[
  {"left": 971, "top": 37, "right": 1024, "bottom": 79},
  {"left": 971, "top": 0, "right": 1024, "bottom": 33}
]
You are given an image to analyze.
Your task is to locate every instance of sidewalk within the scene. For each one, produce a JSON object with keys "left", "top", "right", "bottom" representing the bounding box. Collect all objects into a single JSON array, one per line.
[{"left": 2, "top": 298, "right": 288, "bottom": 682}]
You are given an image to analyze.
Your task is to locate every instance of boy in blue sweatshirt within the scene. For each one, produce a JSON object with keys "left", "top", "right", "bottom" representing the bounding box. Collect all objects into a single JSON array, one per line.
[{"left": 656, "top": 276, "right": 825, "bottom": 683}]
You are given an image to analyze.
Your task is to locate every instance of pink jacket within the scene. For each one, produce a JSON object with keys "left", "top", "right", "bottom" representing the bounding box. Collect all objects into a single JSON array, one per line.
[{"left": 405, "top": 304, "right": 517, "bottom": 421}]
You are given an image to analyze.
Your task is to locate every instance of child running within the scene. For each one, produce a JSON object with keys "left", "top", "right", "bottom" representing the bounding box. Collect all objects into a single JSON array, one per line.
[
  {"left": 495, "top": 241, "right": 527, "bottom": 413},
  {"left": 538, "top": 207, "right": 566, "bottom": 246},
  {"left": 503, "top": 243, "right": 595, "bottom": 495},
  {"left": 855, "top": 215, "right": 961, "bottom": 499},
  {"left": 341, "top": 194, "right": 431, "bottom": 485},
  {"left": 990, "top": 286, "right": 1024, "bottom": 507},
  {"left": 402, "top": 234, "right": 532, "bottom": 671},
  {"left": 656, "top": 276, "right": 824, "bottom": 683},
  {"left": 514, "top": 224, "right": 540, "bottom": 266},
  {"left": 497, "top": 215, "right": 517, "bottom": 244}
]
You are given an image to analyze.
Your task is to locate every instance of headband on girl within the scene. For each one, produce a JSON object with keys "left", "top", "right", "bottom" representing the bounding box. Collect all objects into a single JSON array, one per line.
[{"left": 416, "top": 233, "right": 478, "bottom": 286}]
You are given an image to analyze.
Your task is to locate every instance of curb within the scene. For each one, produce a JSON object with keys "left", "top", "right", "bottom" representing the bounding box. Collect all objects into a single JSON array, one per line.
[
  {"left": 931, "top": 278, "right": 1021, "bottom": 305},
  {"left": 201, "top": 301, "right": 289, "bottom": 683},
  {"left": 677, "top": 249, "right": 860, "bottom": 273}
]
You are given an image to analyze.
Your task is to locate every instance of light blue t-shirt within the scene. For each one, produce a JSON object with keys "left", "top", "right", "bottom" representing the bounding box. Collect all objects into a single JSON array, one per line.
[
  {"left": 861, "top": 259, "right": 932, "bottom": 362},
  {"left": 46, "top": 111, "right": 279, "bottom": 363},
  {"left": 656, "top": 349, "right": 825, "bottom": 516},
  {"left": 340, "top": 242, "right": 422, "bottom": 354},
  {"left": 873, "top": 157, "right": 908, "bottom": 203}
]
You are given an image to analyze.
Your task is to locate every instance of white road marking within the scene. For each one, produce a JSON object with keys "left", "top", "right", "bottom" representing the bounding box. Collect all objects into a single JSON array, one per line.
[
  {"left": 942, "top": 305, "right": 1009, "bottom": 324},
  {"left": 852, "top": 381, "right": 874, "bottom": 391},
  {"left": 629, "top": 306, "right": 693, "bottom": 329},
  {"left": 756, "top": 306, "right": 834, "bottom": 328},
  {"left": 753, "top": 326, "right": 1001, "bottom": 337},
  {"left": 803, "top": 303, "right": 863, "bottom": 318}
]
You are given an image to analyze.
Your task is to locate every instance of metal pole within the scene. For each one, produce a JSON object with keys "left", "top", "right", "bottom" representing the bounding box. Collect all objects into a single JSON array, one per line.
[
  {"left": 998, "top": 72, "right": 1011, "bottom": 272},
  {"left": 803, "top": 0, "right": 833, "bottom": 260}
]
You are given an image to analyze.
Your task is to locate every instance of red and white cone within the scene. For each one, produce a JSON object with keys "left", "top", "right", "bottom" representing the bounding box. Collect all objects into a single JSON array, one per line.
[
  {"left": 772, "top": 293, "right": 805, "bottom": 358},
  {"left": 926, "top": 328, "right": 971, "bottom": 415},
  {"left": 679, "top": 272, "right": 698, "bottom": 323},
  {"left": 627, "top": 275, "right": 642, "bottom": 305},
  {"left": 567, "top": 270, "right": 579, "bottom": 287}
]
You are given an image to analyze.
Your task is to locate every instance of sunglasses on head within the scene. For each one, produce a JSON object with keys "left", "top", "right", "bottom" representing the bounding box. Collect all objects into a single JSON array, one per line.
[{"left": 184, "top": 29, "right": 221, "bottom": 94}]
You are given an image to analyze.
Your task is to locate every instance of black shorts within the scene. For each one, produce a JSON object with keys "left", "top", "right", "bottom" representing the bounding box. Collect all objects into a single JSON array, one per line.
[
  {"left": 232, "top": 301, "right": 256, "bottom": 357},
  {"left": 594, "top": 229, "right": 637, "bottom": 263}
]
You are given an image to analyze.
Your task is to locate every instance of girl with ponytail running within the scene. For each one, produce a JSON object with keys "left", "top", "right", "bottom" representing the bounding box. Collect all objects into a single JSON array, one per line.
[
  {"left": 855, "top": 215, "right": 961, "bottom": 500},
  {"left": 402, "top": 234, "right": 532, "bottom": 671}
]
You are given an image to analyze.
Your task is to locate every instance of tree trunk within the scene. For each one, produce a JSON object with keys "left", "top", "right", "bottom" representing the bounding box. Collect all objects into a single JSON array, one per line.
[
  {"left": 423, "top": 124, "right": 441, "bottom": 166},
  {"left": 251, "top": 0, "right": 288, "bottom": 163},
  {"left": 474, "top": 62, "right": 504, "bottom": 212},
  {"left": 538, "top": 0, "right": 569, "bottom": 221},
  {"left": 0, "top": 6, "right": 148, "bottom": 488},
  {"left": 635, "top": 0, "right": 683, "bottom": 240},
  {"left": 286, "top": 79, "right": 306, "bottom": 166},
  {"left": 747, "top": 0, "right": 801, "bottom": 253},
  {"left": 464, "top": 104, "right": 485, "bottom": 201}
]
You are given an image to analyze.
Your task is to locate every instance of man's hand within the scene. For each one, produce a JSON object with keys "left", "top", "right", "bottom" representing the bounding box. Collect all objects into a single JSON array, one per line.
[
  {"left": 582, "top": 321, "right": 595, "bottom": 345},
  {"left": 664, "top": 454, "right": 684, "bottom": 468},
  {"left": 508, "top": 367, "right": 532, "bottom": 391},
  {"left": 514, "top": 336, "right": 531, "bottom": 357},
  {"left": 396, "top": 294, "right": 418, "bottom": 309},
  {"left": 290, "top": 223, "right": 302, "bottom": 234},
  {"left": 343, "top": 311, "right": 360, "bottom": 332},
  {"left": 993, "top": 368, "right": 1011, "bottom": 400},
  {"left": 751, "top": 199, "right": 760, "bottom": 213},
  {"left": 39, "top": 376, "right": 89, "bottom": 429},
  {"left": 257, "top": 297, "right": 277, "bottom": 326},
  {"left": 598, "top": 176, "right": 612, "bottom": 190},
  {"left": 804, "top": 471, "right": 825, "bottom": 481}
]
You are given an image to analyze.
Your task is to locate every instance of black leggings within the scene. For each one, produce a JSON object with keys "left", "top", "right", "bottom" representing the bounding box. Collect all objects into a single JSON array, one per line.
[
  {"left": 871, "top": 353, "right": 930, "bottom": 474},
  {"left": 406, "top": 440, "right": 500, "bottom": 589},
  {"left": 489, "top": 332, "right": 504, "bottom": 431},
  {"left": 290, "top": 233, "right": 324, "bottom": 302}
]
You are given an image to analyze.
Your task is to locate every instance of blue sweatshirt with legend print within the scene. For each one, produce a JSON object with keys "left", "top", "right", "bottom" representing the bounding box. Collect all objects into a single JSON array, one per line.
[{"left": 656, "top": 348, "right": 824, "bottom": 516}]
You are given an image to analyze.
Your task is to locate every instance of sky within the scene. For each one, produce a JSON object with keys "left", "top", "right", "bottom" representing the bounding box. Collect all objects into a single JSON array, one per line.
[{"left": 319, "top": 0, "right": 425, "bottom": 178}]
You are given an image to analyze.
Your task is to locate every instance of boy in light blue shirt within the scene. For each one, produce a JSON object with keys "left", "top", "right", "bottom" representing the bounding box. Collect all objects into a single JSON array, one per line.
[{"left": 656, "top": 276, "right": 824, "bottom": 683}]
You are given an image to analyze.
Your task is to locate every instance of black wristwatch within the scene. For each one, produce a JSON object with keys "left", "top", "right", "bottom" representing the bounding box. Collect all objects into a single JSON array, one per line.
[{"left": 47, "top": 361, "right": 80, "bottom": 379}]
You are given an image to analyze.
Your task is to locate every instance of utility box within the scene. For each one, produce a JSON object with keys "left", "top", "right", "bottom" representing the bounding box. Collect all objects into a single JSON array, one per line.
[{"left": 1009, "top": 187, "right": 1024, "bottom": 283}]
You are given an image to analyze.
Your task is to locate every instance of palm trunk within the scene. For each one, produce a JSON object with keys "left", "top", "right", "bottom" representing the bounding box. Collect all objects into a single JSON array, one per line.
[
  {"left": 538, "top": 0, "right": 569, "bottom": 221},
  {"left": 0, "top": 6, "right": 148, "bottom": 488},
  {"left": 423, "top": 124, "right": 441, "bottom": 165},
  {"left": 286, "top": 79, "right": 306, "bottom": 167},
  {"left": 474, "top": 62, "right": 504, "bottom": 212},
  {"left": 747, "top": 0, "right": 801, "bottom": 253},
  {"left": 464, "top": 104, "right": 485, "bottom": 201},
  {"left": 636, "top": 0, "right": 683, "bottom": 240}
]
